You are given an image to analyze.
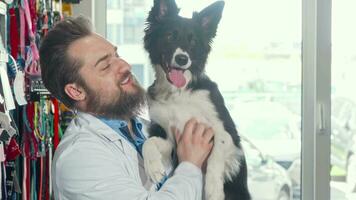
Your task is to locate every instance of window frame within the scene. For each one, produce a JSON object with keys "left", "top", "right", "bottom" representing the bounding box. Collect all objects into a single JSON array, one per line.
[{"left": 302, "top": 0, "right": 331, "bottom": 199}]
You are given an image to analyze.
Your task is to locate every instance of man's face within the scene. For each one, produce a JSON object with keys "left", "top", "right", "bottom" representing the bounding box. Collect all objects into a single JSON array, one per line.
[{"left": 68, "top": 34, "right": 145, "bottom": 119}]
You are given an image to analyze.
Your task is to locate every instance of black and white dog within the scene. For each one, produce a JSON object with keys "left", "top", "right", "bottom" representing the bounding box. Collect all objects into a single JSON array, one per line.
[{"left": 142, "top": 0, "right": 250, "bottom": 199}]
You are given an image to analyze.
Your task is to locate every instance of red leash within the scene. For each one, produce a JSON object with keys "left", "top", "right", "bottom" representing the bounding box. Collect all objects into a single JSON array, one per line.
[{"left": 53, "top": 98, "right": 59, "bottom": 150}]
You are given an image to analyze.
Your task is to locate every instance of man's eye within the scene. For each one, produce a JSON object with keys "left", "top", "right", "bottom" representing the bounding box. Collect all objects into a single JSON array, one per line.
[{"left": 102, "top": 64, "right": 110, "bottom": 71}]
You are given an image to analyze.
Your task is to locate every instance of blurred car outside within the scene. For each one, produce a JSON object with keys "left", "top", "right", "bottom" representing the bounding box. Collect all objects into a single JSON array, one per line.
[
  {"left": 242, "top": 136, "right": 293, "bottom": 200},
  {"left": 331, "top": 97, "right": 356, "bottom": 192},
  {"left": 231, "top": 101, "right": 301, "bottom": 198}
]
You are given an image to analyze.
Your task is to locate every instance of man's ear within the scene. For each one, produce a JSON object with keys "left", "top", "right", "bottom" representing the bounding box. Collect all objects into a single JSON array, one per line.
[{"left": 64, "top": 83, "right": 86, "bottom": 101}]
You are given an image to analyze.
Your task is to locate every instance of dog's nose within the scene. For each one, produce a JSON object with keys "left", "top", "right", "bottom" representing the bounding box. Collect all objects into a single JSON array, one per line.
[{"left": 175, "top": 54, "right": 188, "bottom": 66}]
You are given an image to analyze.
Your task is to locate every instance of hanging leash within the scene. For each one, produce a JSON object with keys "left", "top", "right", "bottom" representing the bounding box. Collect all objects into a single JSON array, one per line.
[
  {"left": 31, "top": 159, "right": 37, "bottom": 200},
  {"left": 0, "top": 31, "right": 16, "bottom": 114},
  {"left": 8, "top": 7, "right": 19, "bottom": 59},
  {"left": 52, "top": 98, "right": 59, "bottom": 150},
  {"left": 8, "top": 53, "right": 28, "bottom": 105},
  {"left": 22, "top": 0, "right": 41, "bottom": 77},
  {"left": 21, "top": 154, "right": 28, "bottom": 200},
  {"left": 48, "top": 137, "right": 53, "bottom": 200},
  {"left": 19, "top": 4, "right": 26, "bottom": 60}
]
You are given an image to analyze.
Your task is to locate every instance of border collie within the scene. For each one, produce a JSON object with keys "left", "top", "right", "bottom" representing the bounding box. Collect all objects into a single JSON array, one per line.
[{"left": 142, "top": 0, "right": 250, "bottom": 199}]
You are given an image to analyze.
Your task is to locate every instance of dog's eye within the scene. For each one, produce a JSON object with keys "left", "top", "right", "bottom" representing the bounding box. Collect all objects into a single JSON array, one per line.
[
  {"left": 166, "top": 32, "right": 173, "bottom": 41},
  {"left": 166, "top": 31, "right": 178, "bottom": 41},
  {"left": 188, "top": 34, "right": 196, "bottom": 46}
]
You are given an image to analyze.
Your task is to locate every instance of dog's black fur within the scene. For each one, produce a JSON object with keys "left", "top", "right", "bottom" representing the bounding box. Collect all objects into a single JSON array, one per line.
[{"left": 143, "top": 0, "right": 250, "bottom": 199}]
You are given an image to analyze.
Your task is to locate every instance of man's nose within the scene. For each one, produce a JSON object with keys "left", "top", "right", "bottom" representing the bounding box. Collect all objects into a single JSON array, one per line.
[{"left": 115, "top": 57, "right": 131, "bottom": 73}]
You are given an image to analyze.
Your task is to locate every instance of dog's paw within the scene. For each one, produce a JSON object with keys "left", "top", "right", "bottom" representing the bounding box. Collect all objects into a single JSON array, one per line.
[
  {"left": 205, "top": 175, "right": 224, "bottom": 200},
  {"left": 145, "top": 158, "right": 166, "bottom": 183},
  {"left": 142, "top": 141, "right": 166, "bottom": 183}
]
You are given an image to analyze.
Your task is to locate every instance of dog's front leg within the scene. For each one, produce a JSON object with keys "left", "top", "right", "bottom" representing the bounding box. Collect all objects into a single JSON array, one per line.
[
  {"left": 205, "top": 140, "right": 226, "bottom": 200},
  {"left": 142, "top": 136, "right": 173, "bottom": 183}
]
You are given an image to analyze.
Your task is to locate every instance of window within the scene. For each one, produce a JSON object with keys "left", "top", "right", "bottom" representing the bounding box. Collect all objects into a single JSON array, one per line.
[
  {"left": 131, "top": 64, "right": 144, "bottom": 85},
  {"left": 106, "top": 0, "right": 151, "bottom": 88},
  {"left": 331, "top": 0, "right": 356, "bottom": 199},
  {"left": 107, "top": 0, "right": 121, "bottom": 9},
  {"left": 103, "top": 0, "right": 356, "bottom": 199},
  {"left": 107, "top": 24, "right": 122, "bottom": 45},
  {"left": 107, "top": 0, "right": 301, "bottom": 199}
]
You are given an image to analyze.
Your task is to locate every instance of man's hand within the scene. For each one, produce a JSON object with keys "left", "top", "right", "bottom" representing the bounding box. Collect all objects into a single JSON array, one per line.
[{"left": 172, "top": 118, "right": 214, "bottom": 169}]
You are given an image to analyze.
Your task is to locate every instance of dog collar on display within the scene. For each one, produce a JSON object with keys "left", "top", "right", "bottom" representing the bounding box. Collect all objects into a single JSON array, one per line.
[
  {"left": 52, "top": 98, "right": 60, "bottom": 150},
  {"left": 0, "top": 32, "right": 16, "bottom": 113},
  {"left": 20, "top": 5, "right": 25, "bottom": 59},
  {"left": 8, "top": 53, "right": 28, "bottom": 105},
  {"left": 22, "top": 157, "right": 28, "bottom": 200},
  {"left": 38, "top": 156, "right": 44, "bottom": 200},
  {"left": 48, "top": 137, "right": 53, "bottom": 199},
  {"left": 31, "top": 160, "right": 38, "bottom": 200},
  {"left": 9, "top": 7, "right": 19, "bottom": 59},
  {"left": 22, "top": 0, "right": 41, "bottom": 77}
]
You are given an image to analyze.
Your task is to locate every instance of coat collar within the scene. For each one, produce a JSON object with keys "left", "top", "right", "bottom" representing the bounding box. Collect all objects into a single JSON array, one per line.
[
  {"left": 63, "top": 112, "right": 152, "bottom": 187},
  {"left": 74, "top": 112, "right": 124, "bottom": 142},
  {"left": 72, "top": 112, "right": 147, "bottom": 167}
]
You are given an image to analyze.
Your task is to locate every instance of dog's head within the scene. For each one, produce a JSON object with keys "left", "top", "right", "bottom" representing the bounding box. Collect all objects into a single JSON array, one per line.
[{"left": 144, "top": 0, "right": 224, "bottom": 89}]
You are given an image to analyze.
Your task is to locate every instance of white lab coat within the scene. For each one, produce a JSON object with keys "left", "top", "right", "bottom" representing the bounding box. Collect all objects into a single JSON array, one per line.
[{"left": 52, "top": 112, "right": 203, "bottom": 200}]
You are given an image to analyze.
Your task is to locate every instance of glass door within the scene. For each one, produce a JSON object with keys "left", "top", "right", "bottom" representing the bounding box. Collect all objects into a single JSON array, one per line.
[
  {"left": 331, "top": 0, "right": 356, "bottom": 199},
  {"left": 202, "top": 1, "right": 302, "bottom": 199}
]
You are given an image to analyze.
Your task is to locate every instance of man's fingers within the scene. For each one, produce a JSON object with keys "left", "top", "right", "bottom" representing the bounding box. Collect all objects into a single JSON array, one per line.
[
  {"left": 171, "top": 126, "right": 177, "bottom": 135},
  {"left": 193, "top": 123, "right": 206, "bottom": 138},
  {"left": 182, "top": 118, "right": 197, "bottom": 141},
  {"left": 207, "top": 141, "right": 214, "bottom": 152},
  {"left": 175, "top": 132, "right": 180, "bottom": 145},
  {"left": 203, "top": 127, "right": 214, "bottom": 144},
  {"left": 172, "top": 126, "right": 181, "bottom": 144}
]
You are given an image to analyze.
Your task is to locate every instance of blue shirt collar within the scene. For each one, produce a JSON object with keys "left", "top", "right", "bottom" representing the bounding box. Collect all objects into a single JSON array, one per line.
[
  {"left": 98, "top": 117, "right": 143, "bottom": 130},
  {"left": 98, "top": 116, "right": 146, "bottom": 157},
  {"left": 98, "top": 116, "right": 168, "bottom": 190}
]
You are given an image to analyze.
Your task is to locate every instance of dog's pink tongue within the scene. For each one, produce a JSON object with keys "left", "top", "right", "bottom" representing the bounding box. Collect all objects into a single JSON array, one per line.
[{"left": 168, "top": 69, "right": 186, "bottom": 88}]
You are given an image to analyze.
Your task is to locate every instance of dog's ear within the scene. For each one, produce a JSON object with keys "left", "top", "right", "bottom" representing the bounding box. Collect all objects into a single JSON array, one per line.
[
  {"left": 148, "top": 0, "right": 179, "bottom": 22},
  {"left": 194, "top": 1, "right": 225, "bottom": 39}
]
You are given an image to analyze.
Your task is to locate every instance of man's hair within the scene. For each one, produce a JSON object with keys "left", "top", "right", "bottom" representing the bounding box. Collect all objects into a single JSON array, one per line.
[{"left": 40, "top": 16, "right": 92, "bottom": 108}]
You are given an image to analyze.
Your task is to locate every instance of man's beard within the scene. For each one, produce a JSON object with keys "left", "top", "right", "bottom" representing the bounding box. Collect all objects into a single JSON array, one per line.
[{"left": 83, "top": 77, "right": 146, "bottom": 119}]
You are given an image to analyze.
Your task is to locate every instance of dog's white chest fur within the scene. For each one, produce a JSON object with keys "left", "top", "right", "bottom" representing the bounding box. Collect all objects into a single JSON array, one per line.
[
  {"left": 148, "top": 89, "right": 242, "bottom": 182},
  {"left": 149, "top": 90, "right": 218, "bottom": 139}
]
